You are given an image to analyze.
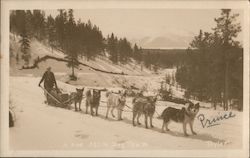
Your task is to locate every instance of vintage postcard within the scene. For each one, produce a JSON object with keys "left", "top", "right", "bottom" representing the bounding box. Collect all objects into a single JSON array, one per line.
[{"left": 0, "top": 0, "right": 249, "bottom": 157}]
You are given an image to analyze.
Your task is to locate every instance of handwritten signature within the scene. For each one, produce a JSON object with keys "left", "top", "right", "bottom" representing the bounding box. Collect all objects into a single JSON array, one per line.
[{"left": 197, "top": 111, "right": 236, "bottom": 128}]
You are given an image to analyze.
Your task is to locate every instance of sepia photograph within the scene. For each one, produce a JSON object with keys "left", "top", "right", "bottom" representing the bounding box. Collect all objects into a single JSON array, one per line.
[{"left": 1, "top": 0, "right": 249, "bottom": 157}]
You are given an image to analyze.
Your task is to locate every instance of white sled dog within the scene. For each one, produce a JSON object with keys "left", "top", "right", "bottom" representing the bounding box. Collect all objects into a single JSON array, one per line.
[{"left": 106, "top": 91, "right": 126, "bottom": 120}]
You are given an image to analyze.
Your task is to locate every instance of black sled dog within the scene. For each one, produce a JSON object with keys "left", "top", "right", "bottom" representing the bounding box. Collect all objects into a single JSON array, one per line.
[
  {"left": 160, "top": 102, "right": 200, "bottom": 136},
  {"left": 70, "top": 88, "right": 85, "bottom": 111}
]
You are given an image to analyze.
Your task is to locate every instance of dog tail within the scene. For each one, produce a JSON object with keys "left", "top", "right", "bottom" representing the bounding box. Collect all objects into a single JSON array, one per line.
[
  {"left": 157, "top": 114, "right": 163, "bottom": 119},
  {"left": 157, "top": 110, "right": 164, "bottom": 119},
  {"left": 106, "top": 91, "right": 111, "bottom": 97}
]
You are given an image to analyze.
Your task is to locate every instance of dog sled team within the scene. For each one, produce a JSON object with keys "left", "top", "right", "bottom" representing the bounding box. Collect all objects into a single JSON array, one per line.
[{"left": 38, "top": 67, "right": 200, "bottom": 136}]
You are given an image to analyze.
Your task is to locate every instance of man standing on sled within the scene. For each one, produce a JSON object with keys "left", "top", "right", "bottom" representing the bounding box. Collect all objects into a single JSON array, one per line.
[{"left": 38, "top": 66, "right": 58, "bottom": 104}]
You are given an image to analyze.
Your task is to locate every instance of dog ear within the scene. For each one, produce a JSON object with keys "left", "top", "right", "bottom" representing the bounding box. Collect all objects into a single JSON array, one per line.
[
  {"left": 153, "top": 96, "right": 157, "bottom": 102},
  {"left": 187, "top": 102, "right": 192, "bottom": 110},
  {"left": 76, "top": 88, "right": 79, "bottom": 91},
  {"left": 123, "top": 91, "right": 127, "bottom": 97},
  {"left": 195, "top": 103, "right": 200, "bottom": 108},
  {"left": 106, "top": 91, "right": 111, "bottom": 97},
  {"left": 118, "top": 97, "right": 121, "bottom": 103}
]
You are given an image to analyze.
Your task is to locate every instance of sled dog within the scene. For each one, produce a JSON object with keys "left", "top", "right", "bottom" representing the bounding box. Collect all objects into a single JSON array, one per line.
[
  {"left": 106, "top": 91, "right": 126, "bottom": 120},
  {"left": 85, "top": 89, "right": 101, "bottom": 116},
  {"left": 160, "top": 102, "right": 200, "bottom": 136},
  {"left": 132, "top": 96, "right": 157, "bottom": 129},
  {"left": 70, "top": 88, "right": 84, "bottom": 111}
]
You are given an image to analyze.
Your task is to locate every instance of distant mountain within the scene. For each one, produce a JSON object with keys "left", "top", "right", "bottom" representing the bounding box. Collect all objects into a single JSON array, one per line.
[{"left": 130, "top": 34, "right": 193, "bottom": 49}]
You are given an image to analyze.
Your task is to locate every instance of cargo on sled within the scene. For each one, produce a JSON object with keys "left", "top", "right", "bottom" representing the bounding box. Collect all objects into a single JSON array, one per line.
[{"left": 41, "top": 86, "right": 72, "bottom": 108}]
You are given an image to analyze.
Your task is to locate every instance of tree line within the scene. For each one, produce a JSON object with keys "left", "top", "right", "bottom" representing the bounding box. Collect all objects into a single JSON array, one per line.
[
  {"left": 175, "top": 9, "right": 243, "bottom": 111},
  {"left": 141, "top": 49, "right": 187, "bottom": 69},
  {"left": 10, "top": 9, "right": 143, "bottom": 79}
]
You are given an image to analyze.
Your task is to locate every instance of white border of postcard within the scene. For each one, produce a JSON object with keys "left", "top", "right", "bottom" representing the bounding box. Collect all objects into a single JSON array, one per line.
[{"left": 1, "top": 0, "right": 249, "bottom": 157}]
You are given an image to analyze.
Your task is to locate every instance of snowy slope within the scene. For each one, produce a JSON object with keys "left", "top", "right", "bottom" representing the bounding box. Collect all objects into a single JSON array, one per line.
[
  {"left": 10, "top": 34, "right": 157, "bottom": 89},
  {"left": 10, "top": 77, "right": 243, "bottom": 150},
  {"left": 10, "top": 34, "right": 151, "bottom": 76}
]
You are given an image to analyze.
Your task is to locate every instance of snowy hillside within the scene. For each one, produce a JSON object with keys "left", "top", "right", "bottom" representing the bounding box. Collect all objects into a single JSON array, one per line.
[
  {"left": 10, "top": 34, "right": 171, "bottom": 88},
  {"left": 10, "top": 34, "right": 180, "bottom": 93},
  {"left": 10, "top": 77, "right": 243, "bottom": 150},
  {"left": 10, "top": 33, "right": 152, "bottom": 76}
]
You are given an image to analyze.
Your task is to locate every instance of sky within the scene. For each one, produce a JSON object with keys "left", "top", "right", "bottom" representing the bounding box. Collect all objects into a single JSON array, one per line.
[{"left": 45, "top": 9, "right": 243, "bottom": 49}]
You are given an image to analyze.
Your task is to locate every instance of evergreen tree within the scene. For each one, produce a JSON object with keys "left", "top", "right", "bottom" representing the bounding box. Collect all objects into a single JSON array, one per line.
[
  {"left": 213, "top": 9, "right": 241, "bottom": 110},
  {"left": 84, "top": 22, "right": 104, "bottom": 60},
  {"left": 11, "top": 10, "right": 26, "bottom": 35},
  {"left": 55, "top": 9, "right": 67, "bottom": 50},
  {"left": 10, "top": 11, "right": 17, "bottom": 34},
  {"left": 64, "top": 9, "right": 78, "bottom": 79},
  {"left": 176, "top": 9, "right": 242, "bottom": 110},
  {"left": 46, "top": 15, "right": 56, "bottom": 53},
  {"left": 24, "top": 10, "right": 33, "bottom": 37},
  {"left": 19, "top": 30, "right": 31, "bottom": 66},
  {"left": 107, "top": 33, "right": 118, "bottom": 63},
  {"left": 117, "top": 38, "right": 132, "bottom": 63},
  {"left": 133, "top": 43, "right": 142, "bottom": 63},
  {"left": 32, "top": 10, "right": 46, "bottom": 40},
  {"left": 76, "top": 21, "right": 87, "bottom": 59}
]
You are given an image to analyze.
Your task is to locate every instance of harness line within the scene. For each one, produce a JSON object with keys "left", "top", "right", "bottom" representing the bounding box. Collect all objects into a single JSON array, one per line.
[
  {"left": 41, "top": 87, "right": 161, "bottom": 118},
  {"left": 40, "top": 86, "right": 62, "bottom": 104}
]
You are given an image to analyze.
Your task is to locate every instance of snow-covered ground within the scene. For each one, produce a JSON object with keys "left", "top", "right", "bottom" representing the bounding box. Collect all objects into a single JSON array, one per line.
[{"left": 9, "top": 77, "right": 243, "bottom": 150}]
